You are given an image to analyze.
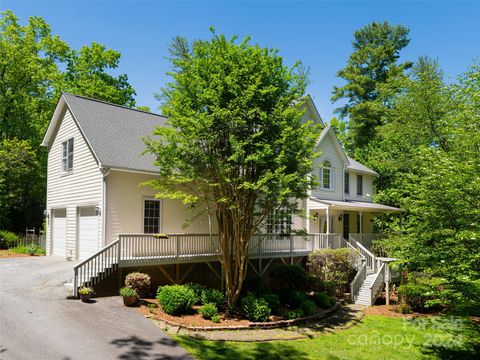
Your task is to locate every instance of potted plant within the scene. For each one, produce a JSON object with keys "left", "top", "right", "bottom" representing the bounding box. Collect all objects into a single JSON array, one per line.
[
  {"left": 78, "top": 286, "right": 94, "bottom": 302},
  {"left": 120, "top": 287, "right": 138, "bottom": 306}
]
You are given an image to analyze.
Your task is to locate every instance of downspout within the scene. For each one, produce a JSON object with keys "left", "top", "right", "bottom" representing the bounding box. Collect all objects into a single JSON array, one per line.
[{"left": 100, "top": 167, "right": 110, "bottom": 247}]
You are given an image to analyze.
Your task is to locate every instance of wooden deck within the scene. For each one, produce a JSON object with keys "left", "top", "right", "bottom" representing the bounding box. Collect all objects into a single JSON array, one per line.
[
  {"left": 117, "top": 233, "right": 343, "bottom": 267},
  {"left": 72, "top": 233, "right": 345, "bottom": 296}
]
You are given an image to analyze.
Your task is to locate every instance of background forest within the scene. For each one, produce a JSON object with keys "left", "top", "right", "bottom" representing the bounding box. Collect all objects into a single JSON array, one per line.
[{"left": 1, "top": 11, "right": 478, "bottom": 313}]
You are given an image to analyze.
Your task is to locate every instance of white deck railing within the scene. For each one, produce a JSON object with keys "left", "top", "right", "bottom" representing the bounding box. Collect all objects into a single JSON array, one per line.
[
  {"left": 369, "top": 262, "right": 386, "bottom": 304},
  {"left": 350, "top": 259, "right": 367, "bottom": 302},
  {"left": 73, "top": 232, "right": 347, "bottom": 296},
  {"left": 349, "top": 236, "right": 377, "bottom": 273},
  {"left": 73, "top": 239, "right": 120, "bottom": 296}
]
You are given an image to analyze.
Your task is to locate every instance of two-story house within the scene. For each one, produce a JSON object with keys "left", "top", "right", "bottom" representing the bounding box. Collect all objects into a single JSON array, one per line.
[{"left": 42, "top": 93, "right": 400, "bottom": 302}]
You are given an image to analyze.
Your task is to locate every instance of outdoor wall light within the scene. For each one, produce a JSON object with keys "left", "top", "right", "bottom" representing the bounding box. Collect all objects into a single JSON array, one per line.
[
  {"left": 313, "top": 213, "right": 319, "bottom": 221},
  {"left": 43, "top": 209, "right": 49, "bottom": 219},
  {"left": 95, "top": 206, "right": 101, "bottom": 216}
]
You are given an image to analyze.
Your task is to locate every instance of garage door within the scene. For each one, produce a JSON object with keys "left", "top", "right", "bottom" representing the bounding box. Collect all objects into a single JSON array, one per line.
[
  {"left": 78, "top": 207, "right": 99, "bottom": 259},
  {"left": 52, "top": 209, "right": 67, "bottom": 256}
]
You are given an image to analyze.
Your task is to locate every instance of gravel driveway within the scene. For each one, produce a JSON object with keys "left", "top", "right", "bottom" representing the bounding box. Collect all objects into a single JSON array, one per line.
[{"left": 0, "top": 256, "right": 192, "bottom": 360}]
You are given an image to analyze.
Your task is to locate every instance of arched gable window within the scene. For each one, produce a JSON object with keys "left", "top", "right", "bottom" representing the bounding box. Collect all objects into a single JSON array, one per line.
[{"left": 321, "top": 160, "right": 333, "bottom": 190}]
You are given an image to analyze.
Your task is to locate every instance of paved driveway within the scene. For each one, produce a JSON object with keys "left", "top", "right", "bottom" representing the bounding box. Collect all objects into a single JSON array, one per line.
[{"left": 0, "top": 256, "right": 192, "bottom": 360}]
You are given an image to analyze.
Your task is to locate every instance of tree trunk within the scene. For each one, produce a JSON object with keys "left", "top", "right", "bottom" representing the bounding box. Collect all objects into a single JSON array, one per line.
[{"left": 216, "top": 194, "right": 256, "bottom": 307}]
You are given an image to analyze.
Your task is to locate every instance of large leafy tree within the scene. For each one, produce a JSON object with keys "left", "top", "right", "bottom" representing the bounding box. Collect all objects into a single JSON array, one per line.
[
  {"left": 146, "top": 33, "right": 319, "bottom": 305},
  {"left": 0, "top": 10, "right": 136, "bottom": 232},
  {"left": 364, "top": 59, "right": 480, "bottom": 307},
  {"left": 332, "top": 21, "right": 412, "bottom": 152}
]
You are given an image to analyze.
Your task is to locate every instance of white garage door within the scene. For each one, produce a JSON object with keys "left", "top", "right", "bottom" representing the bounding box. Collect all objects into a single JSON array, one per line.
[
  {"left": 52, "top": 209, "right": 67, "bottom": 256},
  {"left": 78, "top": 207, "right": 99, "bottom": 259}
]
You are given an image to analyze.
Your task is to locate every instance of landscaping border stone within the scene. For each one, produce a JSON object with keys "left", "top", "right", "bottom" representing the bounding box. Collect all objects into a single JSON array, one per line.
[{"left": 145, "top": 302, "right": 341, "bottom": 332}]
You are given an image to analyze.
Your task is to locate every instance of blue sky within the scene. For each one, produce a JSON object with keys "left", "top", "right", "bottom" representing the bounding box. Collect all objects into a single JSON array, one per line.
[{"left": 2, "top": 1, "right": 479, "bottom": 120}]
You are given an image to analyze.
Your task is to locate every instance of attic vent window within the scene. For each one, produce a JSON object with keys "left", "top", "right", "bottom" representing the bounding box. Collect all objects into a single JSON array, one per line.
[{"left": 62, "top": 138, "right": 74, "bottom": 172}]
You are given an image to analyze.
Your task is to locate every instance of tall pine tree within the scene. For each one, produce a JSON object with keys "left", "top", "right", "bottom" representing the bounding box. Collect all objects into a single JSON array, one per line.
[{"left": 332, "top": 21, "right": 411, "bottom": 152}]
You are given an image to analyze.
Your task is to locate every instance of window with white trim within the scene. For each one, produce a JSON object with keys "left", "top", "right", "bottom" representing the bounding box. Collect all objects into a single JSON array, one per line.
[
  {"left": 320, "top": 160, "right": 333, "bottom": 190},
  {"left": 266, "top": 209, "right": 292, "bottom": 235},
  {"left": 143, "top": 199, "right": 161, "bottom": 234},
  {"left": 62, "top": 138, "right": 74, "bottom": 172}
]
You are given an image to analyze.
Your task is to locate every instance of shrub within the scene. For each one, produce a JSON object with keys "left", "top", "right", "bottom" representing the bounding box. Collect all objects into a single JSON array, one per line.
[
  {"left": 307, "top": 248, "right": 358, "bottom": 293},
  {"left": 120, "top": 287, "right": 137, "bottom": 297},
  {"left": 0, "top": 230, "right": 18, "bottom": 249},
  {"left": 201, "top": 288, "right": 224, "bottom": 308},
  {"left": 125, "top": 272, "right": 151, "bottom": 298},
  {"left": 241, "top": 293, "right": 271, "bottom": 322},
  {"left": 211, "top": 314, "right": 221, "bottom": 323},
  {"left": 397, "top": 274, "right": 457, "bottom": 313},
  {"left": 261, "top": 293, "right": 281, "bottom": 315},
  {"left": 270, "top": 265, "right": 309, "bottom": 292},
  {"left": 308, "top": 277, "right": 336, "bottom": 296},
  {"left": 314, "top": 292, "right": 336, "bottom": 308},
  {"left": 397, "top": 302, "right": 413, "bottom": 314},
  {"left": 284, "top": 309, "right": 304, "bottom": 320},
  {"left": 300, "top": 299, "right": 316, "bottom": 316},
  {"left": 156, "top": 285, "right": 196, "bottom": 315},
  {"left": 185, "top": 282, "right": 206, "bottom": 304},
  {"left": 282, "top": 290, "right": 307, "bottom": 308},
  {"left": 11, "top": 244, "right": 45, "bottom": 255},
  {"left": 199, "top": 303, "right": 218, "bottom": 319}
]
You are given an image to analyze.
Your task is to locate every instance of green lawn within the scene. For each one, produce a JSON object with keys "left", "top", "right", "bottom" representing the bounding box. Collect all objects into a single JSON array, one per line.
[{"left": 174, "top": 315, "right": 480, "bottom": 360}]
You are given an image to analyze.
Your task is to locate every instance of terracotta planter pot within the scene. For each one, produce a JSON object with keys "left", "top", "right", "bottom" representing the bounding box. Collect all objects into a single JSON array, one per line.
[
  {"left": 123, "top": 296, "right": 137, "bottom": 306},
  {"left": 80, "top": 293, "right": 91, "bottom": 302}
]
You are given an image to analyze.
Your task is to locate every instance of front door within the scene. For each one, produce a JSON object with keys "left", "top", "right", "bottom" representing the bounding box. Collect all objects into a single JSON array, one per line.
[{"left": 343, "top": 213, "right": 350, "bottom": 240}]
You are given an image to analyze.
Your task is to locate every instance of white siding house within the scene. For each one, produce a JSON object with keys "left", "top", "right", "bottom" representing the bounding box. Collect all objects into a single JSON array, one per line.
[{"left": 42, "top": 93, "right": 400, "bottom": 262}]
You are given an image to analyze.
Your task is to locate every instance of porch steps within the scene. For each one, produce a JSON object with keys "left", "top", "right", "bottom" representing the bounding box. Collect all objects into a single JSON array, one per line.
[{"left": 353, "top": 274, "right": 377, "bottom": 306}]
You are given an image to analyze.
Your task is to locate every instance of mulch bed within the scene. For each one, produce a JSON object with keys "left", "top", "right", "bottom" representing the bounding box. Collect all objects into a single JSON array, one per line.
[
  {"left": 0, "top": 250, "right": 31, "bottom": 258},
  {"left": 138, "top": 298, "right": 340, "bottom": 331},
  {"left": 366, "top": 292, "right": 442, "bottom": 318}
]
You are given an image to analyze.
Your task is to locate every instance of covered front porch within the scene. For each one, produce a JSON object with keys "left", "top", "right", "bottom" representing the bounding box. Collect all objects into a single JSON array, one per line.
[{"left": 306, "top": 198, "right": 402, "bottom": 249}]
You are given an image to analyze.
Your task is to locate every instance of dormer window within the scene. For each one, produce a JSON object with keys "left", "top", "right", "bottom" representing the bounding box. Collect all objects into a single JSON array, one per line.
[
  {"left": 321, "top": 160, "right": 333, "bottom": 190},
  {"left": 62, "top": 138, "right": 74, "bottom": 172}
]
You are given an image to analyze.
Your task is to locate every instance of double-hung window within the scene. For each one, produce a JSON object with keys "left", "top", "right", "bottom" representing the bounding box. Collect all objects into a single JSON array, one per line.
[
  {"left": 62, "top": 138, "right": 74, "bottom": 172},
  {"left": 357, "top": 175, "right": 363, "bottom": 196},
  {"left": 143, "top": 199, "right": 161, "bottom": 234},
  {"left": 321, "top": 160, "right": 333, "bottom": 190}
]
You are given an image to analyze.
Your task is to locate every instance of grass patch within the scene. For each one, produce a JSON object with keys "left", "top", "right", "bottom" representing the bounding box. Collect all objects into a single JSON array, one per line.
[
  {"left": 174, "top": 315, "right": 480, "bottom": 359},
  {"left": 10, "top": 244, "right": 45, "bottom": 256}
]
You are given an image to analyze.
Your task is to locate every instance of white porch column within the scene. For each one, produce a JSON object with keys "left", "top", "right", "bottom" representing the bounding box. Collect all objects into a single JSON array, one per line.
[
  {"left": 326, "top": 207, "right": 330, "bottom": 234},
  {"left": 305, "top": 201, "right": 310, "bottom": 234}
]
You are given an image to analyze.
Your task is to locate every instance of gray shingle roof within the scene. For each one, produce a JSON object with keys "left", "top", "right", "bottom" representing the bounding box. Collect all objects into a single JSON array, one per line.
[
  {"left": 346, "top": 156, "right": 378, "bottom": 175},
  {"left": 63, "top": 93, "right": 167, "bottom": 173}
]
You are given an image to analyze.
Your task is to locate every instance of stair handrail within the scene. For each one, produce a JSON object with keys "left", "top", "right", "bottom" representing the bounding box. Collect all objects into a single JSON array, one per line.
[
  {"left": 73, "top": 239, "right": 120, "bottom": 297},
  {"left": 350, "top": 259, "right": 367, "bottom": 302},
  {"left": 369, "top": 262, "right": 386, "bottom": 304},
  {"left": 351, "top": 238, "right": 377, "bottom": 272}
]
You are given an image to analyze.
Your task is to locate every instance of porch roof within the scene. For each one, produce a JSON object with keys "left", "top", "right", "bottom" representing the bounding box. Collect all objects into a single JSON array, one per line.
[{"left": 308, "top": 198, "right": 402, "bottom": 212}]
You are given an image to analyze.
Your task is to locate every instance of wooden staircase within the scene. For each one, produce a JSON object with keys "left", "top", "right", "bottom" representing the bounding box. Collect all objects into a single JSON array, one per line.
[{"left": 348, "top": 238, "right": 388, "bottom": 306}]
